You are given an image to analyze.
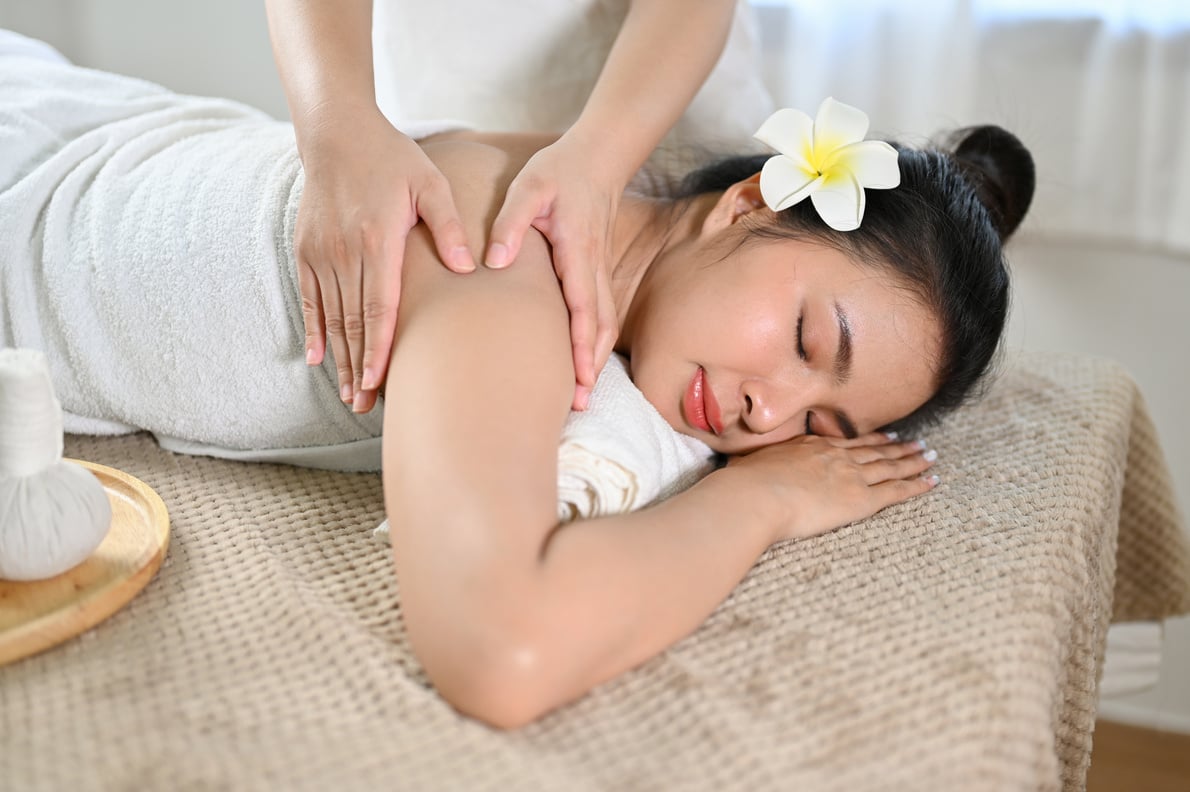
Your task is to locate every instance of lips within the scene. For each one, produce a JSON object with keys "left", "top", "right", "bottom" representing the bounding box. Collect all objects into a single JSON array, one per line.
[{"left": 683, "top": 367, "right": 724, "bottom": 435}]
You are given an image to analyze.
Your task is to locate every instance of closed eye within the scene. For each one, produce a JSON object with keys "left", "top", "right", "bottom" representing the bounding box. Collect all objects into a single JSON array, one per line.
[
  {"left": 796, "top": 312, "right": 807, "bottom": 361},
  {"left": 804, "top": 411, "right": 815, "bottom": 436}
]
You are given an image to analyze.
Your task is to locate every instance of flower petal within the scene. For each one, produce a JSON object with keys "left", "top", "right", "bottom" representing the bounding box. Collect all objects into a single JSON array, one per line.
[
  {"left": 760, "top": 155, "right": 824, "bottom": 212},
  {"left": 833, "top": 140, "right": 901, "bottom": 189},
  {"left": 754, "top": 108, "right": 815, "bottom": 171},
  {"left": 810, "top": 167, "right": 865, "bottom": 231},
  {"left": 814, "top": 97, "right": 870, "bottom": 153}
]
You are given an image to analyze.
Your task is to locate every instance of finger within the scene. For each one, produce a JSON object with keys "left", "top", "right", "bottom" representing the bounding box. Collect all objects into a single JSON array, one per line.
[
  {"left": 352, "top": 387, "right": 380, "bottom": 415},
  {"left": 591, "top": 250, "right": 619, "bottom": 377},
  {"left": 418, "top": 177, "right": 475, "bottom": 273},
  {"left": 861, "top": 450, "right": 938, "bottom": 485},
  {"left": 572, "top": 384, "right": 592, "bottom": 412},
  {"left": 828, "top": 430, "right": 901, "bottom": 449},
  {"left": 487, "top": 184, "right": 547, "bottom": 269},
  {"left": 849, "top": 440, "right": 932, "bottom": 463},
  {"left": 318, "top": 267, "right": 356, "bottom": 404},
  {"left": 359, "top": 232, "right": 405, "bottom": 393},
  {"left": 831, "top": 430, "right": 934, "bottom": 450},
  {"left": 548, "top": 230, "right": 599, "bottom": 387},
  {"left": 574, "top": 271, "right": 617, "bottom": 412},
  {"left": 334, "top": 253, "right": 368, "bottom": 398},
  {"left": 867, "top": 472, "right": 940, "bottom": 510},
  {"left": 297, "top": 258, "right": 327, "bottom": 366}
]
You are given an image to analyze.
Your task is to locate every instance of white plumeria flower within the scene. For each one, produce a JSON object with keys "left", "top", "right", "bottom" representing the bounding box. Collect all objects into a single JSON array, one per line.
[{"left": 753, "top": 97, "right": 901, "bottom": 231}]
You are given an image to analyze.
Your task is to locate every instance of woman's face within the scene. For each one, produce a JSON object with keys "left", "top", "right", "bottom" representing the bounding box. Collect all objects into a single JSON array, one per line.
[{"left": 626, "top": 208, "right": 942, "bottom": 455}]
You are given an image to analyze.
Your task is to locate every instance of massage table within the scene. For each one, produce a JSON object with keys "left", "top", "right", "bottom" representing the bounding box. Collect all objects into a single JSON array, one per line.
[{"left": 2, "top": 350, "right": 1187, "bottom": 791}]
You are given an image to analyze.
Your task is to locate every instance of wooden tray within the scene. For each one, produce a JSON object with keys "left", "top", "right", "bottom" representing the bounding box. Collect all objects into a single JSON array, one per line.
[{"left": 0, "top": 460, "right": 170, "bottom": 666}]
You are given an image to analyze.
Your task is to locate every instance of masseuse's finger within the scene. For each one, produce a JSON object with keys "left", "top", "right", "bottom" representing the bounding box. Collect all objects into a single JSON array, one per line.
[
  {"left": 486, "top": 178, "right": 549, "bottom": 270},
  {"left": 554, "top": 230, "right": 602, "bottom": 410},
  {"left": 585, "top": 250, "right": 620, "bottom": 408},
  {"left": 317, "top": 264, "right": 356, "bottom": 405},
  {"left": 417, "top": 174, "right": 475, "bottom": 275},
  {"left": 355, "top": 230, "right": 404, "bottom": 410},
  {"left": 573, "top": 226, "right": 619, "bottom": 409},
  {"left": 335, "top": 250, "right": 367, "bottom": 403},
  {"left": 297, "top": 259, "right": 327, "bottom": 367}
]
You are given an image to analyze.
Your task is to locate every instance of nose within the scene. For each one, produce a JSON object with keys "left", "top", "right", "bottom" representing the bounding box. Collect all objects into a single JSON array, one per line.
[{"left": 740, "top": 378, "right": 804, "bottom": 435}]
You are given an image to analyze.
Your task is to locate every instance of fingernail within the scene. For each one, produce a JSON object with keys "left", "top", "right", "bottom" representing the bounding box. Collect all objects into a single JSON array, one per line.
[
  {"left": 575, "top": 387, "right": 590, "bottom": 411},
  {"left": 486, "top": 243, "right": 509, "bottom": 269},
  {"left": 924, "top": 474, "right": 941, "bottom": 487},
  {"left": 452, "top": 246, "right": 476, "bottom": 272},
  {"left": 352, "top": 391, "right": 367, "bottom": 413},
  {"left": 884, "top": 430, "right": 899, "bottom": 441},
  {"left": 306, "top": 347, "right": 317, "bottom": 365},
  {"left": 361, "top": 367, "right": 377, "bottom": 391},
  {"left": 914, "top": 439, "right": 928, "bottom": 450},
  {"left": 922, "top": 448, "right": 938, "bottom": 462},
  {"left": 340, "top": 383, "right": 353, "bottom": 403}
]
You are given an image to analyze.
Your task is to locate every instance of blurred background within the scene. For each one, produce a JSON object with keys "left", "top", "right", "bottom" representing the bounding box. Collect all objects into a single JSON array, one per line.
[{"left": 2, "top": 0, "right": 1187, "bottom": 740}]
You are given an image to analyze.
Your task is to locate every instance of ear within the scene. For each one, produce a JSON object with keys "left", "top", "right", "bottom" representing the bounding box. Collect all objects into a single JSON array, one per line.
[{"left": 700, "top": 173, "right": 766, "bottom": 236}]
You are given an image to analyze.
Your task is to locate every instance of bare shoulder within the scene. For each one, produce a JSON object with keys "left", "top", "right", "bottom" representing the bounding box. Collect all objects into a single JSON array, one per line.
[
  {"left": 420, "top": 131, "right": 560, "bottom": 176},
  {"left": 397, "top": 139, "right": 562, "bottom": 316},
  {"left": 419, "top": 139, "right": 518, "bottom": 235}
]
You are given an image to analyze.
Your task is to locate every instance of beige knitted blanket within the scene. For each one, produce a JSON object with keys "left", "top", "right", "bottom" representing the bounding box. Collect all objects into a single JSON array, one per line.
[{"left": 2, "top": 351, "right": 1187, "bottom": 791}]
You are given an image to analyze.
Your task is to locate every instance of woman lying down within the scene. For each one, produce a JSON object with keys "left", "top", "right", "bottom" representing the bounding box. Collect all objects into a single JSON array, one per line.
[{"left": 0, "top": 40, "right": 1034, "bottom": 727}]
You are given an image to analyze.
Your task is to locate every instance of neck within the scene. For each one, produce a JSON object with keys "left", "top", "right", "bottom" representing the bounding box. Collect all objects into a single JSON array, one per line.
[{"left": 608, "top": 191, "right": 717, "bottom": 352}]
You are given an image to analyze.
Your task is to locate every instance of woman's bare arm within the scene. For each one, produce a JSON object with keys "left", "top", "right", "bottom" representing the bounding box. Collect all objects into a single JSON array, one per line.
[{"left": 382, "top": 141, "right": 779, "bottom": 728}]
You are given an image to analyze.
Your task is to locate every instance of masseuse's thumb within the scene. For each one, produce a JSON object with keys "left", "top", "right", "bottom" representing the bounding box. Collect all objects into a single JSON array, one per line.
[
  {"left": 417, "top": 175, "right": 476, "bottom": 274},
  {"left": 486, "top": 184, "right": 550, "bottom": 269}
]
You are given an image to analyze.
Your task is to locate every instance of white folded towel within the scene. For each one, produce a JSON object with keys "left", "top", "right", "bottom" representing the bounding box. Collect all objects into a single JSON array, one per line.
[
  {"left": 555, "top": 354, "right": 717, "bottom": 520},
  {"left": 375, "top": 353, "right": 718, "bottom": 539}
]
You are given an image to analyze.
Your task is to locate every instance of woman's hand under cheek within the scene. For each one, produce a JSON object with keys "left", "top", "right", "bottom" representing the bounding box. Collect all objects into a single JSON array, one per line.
[{"left": 725, "top": 432, "right": 939, "bottom": 544}]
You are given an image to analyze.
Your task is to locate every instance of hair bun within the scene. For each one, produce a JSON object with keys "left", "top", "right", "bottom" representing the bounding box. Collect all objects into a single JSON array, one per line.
[{"left": 948, "top": 125, "right": 1036, "bottom": 241}]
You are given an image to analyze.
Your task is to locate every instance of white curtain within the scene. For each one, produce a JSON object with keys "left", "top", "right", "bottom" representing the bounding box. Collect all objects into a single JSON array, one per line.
[{"left": 749, "top": 0, "right": 1190, "bottom": 253}]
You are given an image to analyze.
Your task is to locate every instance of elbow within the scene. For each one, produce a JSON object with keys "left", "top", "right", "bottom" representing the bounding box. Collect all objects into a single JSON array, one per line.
[{"left": 427, "top": 637, "right": 560, "bottom": 731}]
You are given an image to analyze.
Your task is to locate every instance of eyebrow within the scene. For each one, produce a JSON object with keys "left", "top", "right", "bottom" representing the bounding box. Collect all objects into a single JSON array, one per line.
[{"left": 833, "top": 301, "right": 853, "bottom": 385}]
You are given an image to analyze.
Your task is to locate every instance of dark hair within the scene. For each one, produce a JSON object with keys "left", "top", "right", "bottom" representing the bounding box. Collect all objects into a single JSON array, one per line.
[{"left": 677, "top": 125, "right": 1035, "bottom": 432}]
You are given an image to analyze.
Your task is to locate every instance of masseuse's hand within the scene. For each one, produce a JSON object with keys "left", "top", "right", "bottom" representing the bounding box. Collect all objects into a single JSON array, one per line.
[
  {"left": 727, "top": 433, "right": 940, "bottom": 543},
  {"left": 485, "top": 134, "right": 621, "bottom": 411},
  {"left": 296, "top": 109, "right": 475, "bottom": 413}
]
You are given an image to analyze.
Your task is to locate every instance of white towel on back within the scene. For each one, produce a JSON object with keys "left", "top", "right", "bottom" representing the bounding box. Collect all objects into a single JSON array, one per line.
[{"left": 0, "top": 48, "right": 455, "bottom": 468}]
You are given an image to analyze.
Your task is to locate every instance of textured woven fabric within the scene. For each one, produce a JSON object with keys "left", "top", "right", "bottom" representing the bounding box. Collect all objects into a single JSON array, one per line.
[{"left": 2, "top": 351, "right": 1186, "bottom": 791}]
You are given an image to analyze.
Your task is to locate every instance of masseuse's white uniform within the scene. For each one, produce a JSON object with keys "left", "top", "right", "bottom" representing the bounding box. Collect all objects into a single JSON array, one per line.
[{"left": 371, "top": 0, "right": 773, "bottom": 180}]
